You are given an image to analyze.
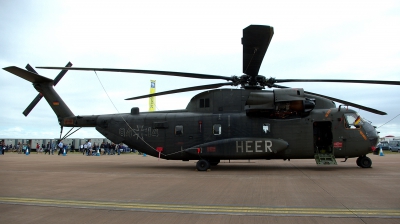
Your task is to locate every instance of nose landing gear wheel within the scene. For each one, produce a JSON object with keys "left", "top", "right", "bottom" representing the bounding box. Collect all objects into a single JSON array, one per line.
[
  {"left": 357, "top": 156, "right": 372, "bottom": 168},
  {"left": 196, "top": 159, "right": 210, "bottom": 171}
]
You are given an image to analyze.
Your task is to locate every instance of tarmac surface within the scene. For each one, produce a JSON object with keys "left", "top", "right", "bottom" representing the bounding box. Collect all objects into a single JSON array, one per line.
[{"left": 0, "top": 152, "right": 399, "bottom": 224}]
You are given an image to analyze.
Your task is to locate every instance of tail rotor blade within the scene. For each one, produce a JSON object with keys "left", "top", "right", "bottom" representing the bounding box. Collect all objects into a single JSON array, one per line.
[
  {"left": 23, "top": 94, "right": 43, "bottom": 116},
  {"left": 25, "top": 64, "right": 38, "bottom": 74},
  {"left": 22, "top": 64, "right": 42, "bottom": 116},
  {"left": 53, "top": 62, "right": 72, "bottom": 85}
]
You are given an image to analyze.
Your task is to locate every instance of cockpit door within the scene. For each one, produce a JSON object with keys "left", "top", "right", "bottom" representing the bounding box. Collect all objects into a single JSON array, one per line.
[{"left": 339, "top": 113, "right": 367, "bottom": 157}]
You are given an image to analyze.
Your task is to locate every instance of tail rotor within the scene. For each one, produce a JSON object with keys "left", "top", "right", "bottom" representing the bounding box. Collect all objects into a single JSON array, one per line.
[{"left": 22, "top": 62, "right": 72, "bottom": 116}]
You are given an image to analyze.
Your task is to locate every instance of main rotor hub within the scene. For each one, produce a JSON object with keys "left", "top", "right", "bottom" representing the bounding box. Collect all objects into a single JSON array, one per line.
[{"left": 233, "top": 74, "right": 275, "bottom": 89}]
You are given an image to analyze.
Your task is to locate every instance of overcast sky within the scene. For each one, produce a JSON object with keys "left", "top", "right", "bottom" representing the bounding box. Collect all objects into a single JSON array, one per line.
[{"left": 1, "top": 0, "right": 399, "bottom": 140}]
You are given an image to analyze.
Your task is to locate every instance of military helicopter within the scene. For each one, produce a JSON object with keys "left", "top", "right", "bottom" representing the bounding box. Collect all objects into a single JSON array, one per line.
[{"left": 4, "top": 25, "right": 400, "bottom": 171}]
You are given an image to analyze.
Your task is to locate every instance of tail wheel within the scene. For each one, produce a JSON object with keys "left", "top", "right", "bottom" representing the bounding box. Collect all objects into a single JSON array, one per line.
[{"left": 196, "top": 160, "right": 210, "bottom": 171}]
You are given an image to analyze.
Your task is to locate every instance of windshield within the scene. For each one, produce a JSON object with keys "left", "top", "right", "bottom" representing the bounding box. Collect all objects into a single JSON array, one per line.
[{"left": 344, "top": 113, "right": 363, "bottom": 129}]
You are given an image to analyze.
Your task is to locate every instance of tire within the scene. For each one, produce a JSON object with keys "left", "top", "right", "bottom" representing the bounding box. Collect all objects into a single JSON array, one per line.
[
  {"left": 359, "top": 157, "right": 372, "bottom": 168},
  {"left": 196, "top": 160, "right": 210, "bottom": 171},
  {"left": 356, "top": 157, "right": 361, "bottom": 167}
]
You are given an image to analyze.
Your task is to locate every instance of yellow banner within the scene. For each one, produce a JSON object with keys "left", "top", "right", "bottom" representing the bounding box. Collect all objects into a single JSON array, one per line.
[{"left": 149, "top": 80, "right": 156, "bottom": 111}]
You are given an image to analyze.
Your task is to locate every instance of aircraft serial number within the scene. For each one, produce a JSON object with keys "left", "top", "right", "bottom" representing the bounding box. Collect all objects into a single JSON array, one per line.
[{"left": 119, "top": 126, "right": 159, "bottom": 139}]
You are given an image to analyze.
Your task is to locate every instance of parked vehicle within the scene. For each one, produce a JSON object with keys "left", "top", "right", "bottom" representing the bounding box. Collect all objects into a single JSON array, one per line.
[
  {"left": 389, "top": 140, "right": 400, "bottom": 152},
  {"left": 376, "top": 141, "right": 391, "bottom": 151}
]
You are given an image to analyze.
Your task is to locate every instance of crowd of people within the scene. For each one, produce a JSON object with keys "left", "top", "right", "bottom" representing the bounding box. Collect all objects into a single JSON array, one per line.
[
  {"left": 80, "top": 140, "right": 132, "bottom": 156},
  {"left": 1, "top": 141, "right": 35, "bottom": 154},
  {"left": 1, "top": 141, "right": 61, "bottom": 155},
  {"left": 1, "top": 140, "right": 135, "bottom": 156}
]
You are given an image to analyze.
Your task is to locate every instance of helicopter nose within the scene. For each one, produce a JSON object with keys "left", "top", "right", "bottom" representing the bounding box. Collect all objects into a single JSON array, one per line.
[
  {"left": 363, "top": 122, "right": 379, "bottom": 146},
  {"left": 369, "top": 135, "right": 379, "bottom": 147}
]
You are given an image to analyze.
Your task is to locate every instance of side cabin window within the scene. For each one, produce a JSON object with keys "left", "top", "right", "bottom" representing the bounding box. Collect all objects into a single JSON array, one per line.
[
  {"left": 200, "top": 98, "right": 210, "bottom": 108},
  {"left": 175, "top": 125, "right": 183, "bottom": 135},
  {"left": 344, "top": 113, "right": 362, "bottom": 129},
  {"left": 213, "top": 124, "right": 221, "bottom": 135}
]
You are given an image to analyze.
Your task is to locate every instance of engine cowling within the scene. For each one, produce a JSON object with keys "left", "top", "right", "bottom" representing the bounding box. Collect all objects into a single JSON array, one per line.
[{"left": 245, "top": 88, "right": 315, "bottom": 118}]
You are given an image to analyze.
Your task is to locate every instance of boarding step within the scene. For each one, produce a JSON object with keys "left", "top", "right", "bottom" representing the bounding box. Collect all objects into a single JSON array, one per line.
[{"left": 314, "top": 153, "right": 337, "bottom": 165}]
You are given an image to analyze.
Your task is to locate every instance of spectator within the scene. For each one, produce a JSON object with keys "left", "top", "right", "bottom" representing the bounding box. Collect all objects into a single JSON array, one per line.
[
  {"left": 100, "top": 142, "right": 105, "bottom": 155},
  {"left": 111, "top": 143, "right": 115, "bottom": 155},
  {"left": 51, "top": 141, "right": 56, "bottom": 155},
  {"left": 16, "top": 142, "right": 21, "bottom": 154},
  {"left": 83, "top": 142, "right": 88, "bottom": 155},
  {"left": 45, "top": 142, "right": 51, "bottom": 155},
  {"left": 57, "top": 140, "right": 64, "bottom": 155},
  {"left": 1, "top": 141, "right": 5, "bottom": 155},
  {"left": 87, "top": 139, "right": 92, "bottom": 156},
  {"left": 105, "top": 142, "right": 110, "bottom": 155},
  {"left": 91, "top": 143, "right": 96, "bottom": 156}
]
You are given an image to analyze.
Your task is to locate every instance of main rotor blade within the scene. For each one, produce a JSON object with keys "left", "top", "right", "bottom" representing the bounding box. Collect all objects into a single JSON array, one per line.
[
  {"left": 37, "top": 66, "right": 234, "bottom": 81},
  {"left": 242, "top": 25, "right": 274, "bottom": 77},
  {"left": 274, "top": 79, "right": 400, "bottom": 85},
  {"left": 306, "top": 91, "right": 387, "bottom": 115},
  {"left": 273, "top": 84, "right": 387, "bottom": 115},
  {"left": 125, "top": 82, "right": 234, "bottom": 100}
]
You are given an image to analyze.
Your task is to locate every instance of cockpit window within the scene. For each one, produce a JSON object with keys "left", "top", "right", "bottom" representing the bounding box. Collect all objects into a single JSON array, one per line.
[{"left": 344, "top": 113, "right": 363, "bottom": 129}]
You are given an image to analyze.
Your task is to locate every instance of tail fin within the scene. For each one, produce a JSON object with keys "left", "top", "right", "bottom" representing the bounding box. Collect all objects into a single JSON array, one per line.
[{"left": 3, "top": 65, "right": 74, "bottom": 125}]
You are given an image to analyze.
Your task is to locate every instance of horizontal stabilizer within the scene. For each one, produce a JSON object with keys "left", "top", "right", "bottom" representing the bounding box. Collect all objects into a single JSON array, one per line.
[{"left": 3, "top": 66, "right": 53, "bottom": 83}]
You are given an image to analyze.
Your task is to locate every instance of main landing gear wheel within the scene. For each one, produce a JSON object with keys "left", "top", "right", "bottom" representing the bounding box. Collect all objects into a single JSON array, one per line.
[
  {"left": 357, "top": 156, "right": 372, "bottom": 168},
  {"left": 356, "top": 157, "right": 361, "bottom": 166},
  {"left": 196, "top": 159, "right": 210, "bottom": 171}
]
